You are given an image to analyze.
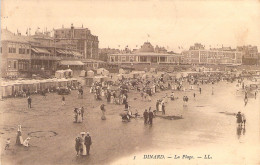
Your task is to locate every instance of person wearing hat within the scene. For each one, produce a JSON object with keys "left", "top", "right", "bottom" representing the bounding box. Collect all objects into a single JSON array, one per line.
[
  {"left": 148, "top": 109, "right": 154, "bottom": 125},
  {"left": 16, "top": 125, "right": 23, "bottom": 145},
  {"left": 5, "top": 138, "right": 11, "bottom": 150},
  {"left": 84, "top": 132, "right": 92, "bottom": 155},
  {"left": 23, "top": 137, "right": 30, "bottom": 147},
  {"left": 143, "top": 109, "right": 148, "bottom": 124},
  {"left": 236, "top": 111, "right": 243, "bottom": 127},
  {"left": 75, "top": 136, "right": 82, "bottom": 156},
  {"left": 80, "top": 132, "right": 86, "bottom": 155},
  {"left": 162, "top": 103, "right": 166, "bottom": 115},
  {"left": 100, "top": 104, "right": 106, "bottom": 120},
  {"left": 27, "top": 96, "right": 32, "bottom": 108}
]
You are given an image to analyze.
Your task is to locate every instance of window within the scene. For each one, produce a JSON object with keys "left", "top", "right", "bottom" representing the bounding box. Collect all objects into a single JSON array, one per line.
[
  {"left": 14, "top": 61, "right": 17, "bottom": 69},
  {"left": 121, "top": 56, "right": 126, "bottom": 62},
  {"left": 9, "top": 47, "right": 16, "bottom": 53},
  {"left": 19, "top": 48, "right": 26, "bottom": 54}
]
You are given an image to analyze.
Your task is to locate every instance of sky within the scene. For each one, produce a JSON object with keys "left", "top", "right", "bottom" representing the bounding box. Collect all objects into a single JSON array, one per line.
[{"left": 1, "top": 0, "right": 260, "bottom": 52}]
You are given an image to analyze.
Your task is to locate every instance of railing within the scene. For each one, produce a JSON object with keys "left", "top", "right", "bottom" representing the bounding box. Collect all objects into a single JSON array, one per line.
[{"left": 31, "top": 55, "right": 61, "bottom": 60}]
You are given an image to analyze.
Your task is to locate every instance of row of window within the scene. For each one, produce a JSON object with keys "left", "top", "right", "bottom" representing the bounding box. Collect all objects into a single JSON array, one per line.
[{"left": 8, "top": 47, "right": 30, "bottom": 54}]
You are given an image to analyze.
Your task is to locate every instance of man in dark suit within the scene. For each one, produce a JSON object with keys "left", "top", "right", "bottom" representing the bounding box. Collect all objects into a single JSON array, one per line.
[
  {"left": 148, "top": 109, "right": 154, "bottom": 125},
  {"left": 162, "top": 103, "right": 165, "bottom": 115},
  {"left": 27, "top": 96, "right": 32, "bottom": 108},
  {"left": 143, "top": 109, "right": 148, "bottom": 124},
  {"left": 84, "top": 132, "right": 92, "bottom": 155}
]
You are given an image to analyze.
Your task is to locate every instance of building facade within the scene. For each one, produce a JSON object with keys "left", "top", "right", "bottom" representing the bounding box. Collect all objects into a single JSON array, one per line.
[
  {"left": 108, "top": 42, "right": 183, "bottom": 65},
  {"left": 54, "top": 24, "right": 99, "bottom": 59},
  {"left": 183, "top": 44, "right": 242, "bottom": 65},
  {"left": 1, "top": 29, "right": 84, "bottom": 78},
  {"left": 237, "top": 45, "right": 259, "bottom": 65}
]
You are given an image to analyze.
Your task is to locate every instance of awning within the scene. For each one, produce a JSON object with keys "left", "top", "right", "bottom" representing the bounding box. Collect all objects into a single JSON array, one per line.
[
  {"left": 32, "top": 47, "right": 50, "bottom": 54},
  {"left": 56, "top": 49, "right": 65, "bottom": 54},
  {"left": 60, "top": 60, "right": 84, "bottom": 66},
  {"left": 57, "top": 49, "right": 82, "bottom": 56}
]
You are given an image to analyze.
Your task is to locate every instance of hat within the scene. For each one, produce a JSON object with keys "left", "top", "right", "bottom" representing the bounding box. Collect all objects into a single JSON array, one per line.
[
  {"left": 86, "top": 132, "right": 90, "bottom": 135},
  {"left": 26, "top": 137, "right": 31, "bottom": 140},
  {"left": 80, "top": 132, "right": 86, "bottom": 135}
]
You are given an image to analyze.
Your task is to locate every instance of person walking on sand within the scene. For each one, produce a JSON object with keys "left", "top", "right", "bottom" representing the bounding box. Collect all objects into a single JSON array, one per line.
[
  {"left": 62, "top": 96, "right": 65, "bottom": 105},
  {"left": 16, "top": 125, "right": 23, "bottom": 145},
  {"left": 244, "top": 97, "right": 248, "bottom": 106},
  {"left": 81, "top": 107, "right": 84, "bottom": 121},
  {"left": 84, "top": 132, "right": 92, "bottom": 155},
  {"left": 162, "top": 103, "right": 165, "bottom": 115},
  {"left": 75, "top": 136, "right": 82, "bottom": 156},
  {"left": 100, "top": 104, "right": 106, "bottom": 120},
  {"left": 148, "top": 109, "right": 154, "bottom": 125},
  {"left": 241, "top": 113, "right": 246, "bottom": 127},
  {"left": 236, "top": 112, "right": 243, "bottom": 127},
  {"left": 27, "top": 96, "right": 32, "bottom": 108},
  {"left": 143, "top": 109, "right": 148, "bottom": 124},
  {"left": 74, "top": 108, "right": 79, "bottom": 123}
]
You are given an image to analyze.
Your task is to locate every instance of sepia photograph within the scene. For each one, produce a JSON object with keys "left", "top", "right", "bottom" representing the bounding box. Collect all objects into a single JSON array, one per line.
[{"left": 0, "top": 0, "right": 260, "bottom": 164}]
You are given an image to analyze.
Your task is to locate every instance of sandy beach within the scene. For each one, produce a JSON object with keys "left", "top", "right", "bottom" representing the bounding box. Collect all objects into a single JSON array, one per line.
[{"left": 0, "top": 80, "right": 259, "bottom": 165}]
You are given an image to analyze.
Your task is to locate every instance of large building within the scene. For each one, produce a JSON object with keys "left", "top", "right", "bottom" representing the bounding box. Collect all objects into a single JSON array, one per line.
[
  {"left": 108, "top": 42, "right": 183, "bottom": 65},
  {"left": 237, "top": 45, "right": 259, "bottom": 65},
  {"left": 182, "top": 44, "right": 242, "bottom": 65},
  {"left": 54, "top": 24, "right": 99, "bottom": 59},
  {"left": 0, "top": 28, "right": 84, "bottom": 78}
]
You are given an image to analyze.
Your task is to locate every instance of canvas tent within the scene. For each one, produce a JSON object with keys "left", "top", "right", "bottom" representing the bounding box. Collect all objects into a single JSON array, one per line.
[
  {"left": 87, "top": 70, "right": 95, "bottom": 77},
  {"left": 119, "top": 68, "right": 126, "bottom": 74},
  {"left": 97, "top": 68, "right": 109, "bottom": 76},
  {"left": 79, "top": 70, "right": 87, "bottom": 77}
]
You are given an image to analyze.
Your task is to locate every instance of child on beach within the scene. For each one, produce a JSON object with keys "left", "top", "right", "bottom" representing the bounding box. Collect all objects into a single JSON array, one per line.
[{"left": 5, "top": 138, "right": 11, "bottom": 150}]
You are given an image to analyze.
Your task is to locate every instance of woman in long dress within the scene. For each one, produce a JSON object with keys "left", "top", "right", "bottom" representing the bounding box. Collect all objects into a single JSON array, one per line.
[
  {"left": 77, "top": 109, "right": 82, "bottom": 123},
  {"left": 158, "top": 101, "right": 162, "bottom": 112},
  {"left": 16, "top": 125, "right": 23, "bottom": 145},
  {"left": 80, "top": 133, "right": 86, "bottom": 155},
  {"left": 110, "top": 95, "right": 114, "bottom": 104}
]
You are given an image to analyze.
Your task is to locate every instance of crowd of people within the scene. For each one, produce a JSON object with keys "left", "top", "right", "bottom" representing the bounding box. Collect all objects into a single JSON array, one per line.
[{"left": 4, "top": 69, "right": 258, "bottom": 160}]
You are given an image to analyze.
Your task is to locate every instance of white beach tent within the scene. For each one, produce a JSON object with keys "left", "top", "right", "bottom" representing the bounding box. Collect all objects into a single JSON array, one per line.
[
  {"left": 97, "top": 68, "right": 109, "bottom": 76},
  {"left": 87, "top": 70, "right": 95, "bottom": 77}
]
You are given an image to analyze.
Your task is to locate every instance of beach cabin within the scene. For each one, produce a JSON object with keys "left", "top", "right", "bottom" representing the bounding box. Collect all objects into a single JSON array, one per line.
[
  {"left": 55, "top": 70, "right": 66, "bottom": 79},
  {"left": 87, "top": 70, "right": 95, "bottom": 77},
  {"left": 97, "top": 68, "right": 109, "bottom": 76}
]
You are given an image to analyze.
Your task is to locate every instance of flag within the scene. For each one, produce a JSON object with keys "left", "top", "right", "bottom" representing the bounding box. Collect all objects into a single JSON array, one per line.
[
  {"left": 26, "top": 29, "right": 28, "bottom": 35},
  {"left": 136, "top": 45, "right": 138, "bottom": 47},
  {"left": 147, "top": 34, "right": 150, "bottom": 37},
  {"left": 118, "top": 45, "right": 120, "bottom": 47},
  {"left": 178, "top": 46, "right": 180, "bottom": 49}
]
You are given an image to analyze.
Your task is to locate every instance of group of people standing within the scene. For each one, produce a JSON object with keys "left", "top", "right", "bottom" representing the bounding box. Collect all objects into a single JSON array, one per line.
[
  {"left": 143, "top": 109, "right": 154, "bottom": 125},
  {"left": 75, "top": 132, "right": 92, "bottom": 156},
  {"left": 74, "top": 107, "right": 84, "bottom": 123},
  {"left": 183, "top": 96, "right": 189, "bottom": 107},
  {"left": 236, "top": 111, "right": 246, "bottom": 128}
]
